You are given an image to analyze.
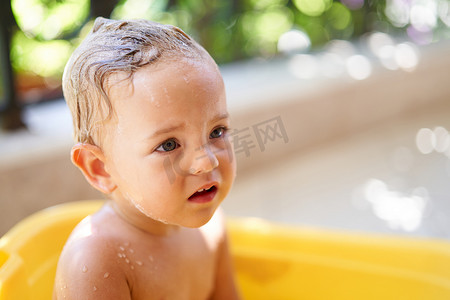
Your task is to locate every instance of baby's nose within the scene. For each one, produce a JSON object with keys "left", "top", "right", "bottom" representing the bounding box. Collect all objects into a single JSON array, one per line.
[{"left": 189, "top": 145, "right": 219, "bottom": 175}]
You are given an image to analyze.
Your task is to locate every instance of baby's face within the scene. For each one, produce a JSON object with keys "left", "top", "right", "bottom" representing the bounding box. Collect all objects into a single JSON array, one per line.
[{"left": 102, "top": 56, "right": 235, "bottom": 229}]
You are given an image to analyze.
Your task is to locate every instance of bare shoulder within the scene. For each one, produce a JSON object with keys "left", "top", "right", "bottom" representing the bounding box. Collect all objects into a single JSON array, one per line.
[{"left": 54, "top": 207, "right": 132, "bottom": 300}]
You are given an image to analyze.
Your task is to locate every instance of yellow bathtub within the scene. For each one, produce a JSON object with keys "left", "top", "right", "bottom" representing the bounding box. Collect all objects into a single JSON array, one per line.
[{"left": 1, "top": 200, "right": 450, "bottom": 300}]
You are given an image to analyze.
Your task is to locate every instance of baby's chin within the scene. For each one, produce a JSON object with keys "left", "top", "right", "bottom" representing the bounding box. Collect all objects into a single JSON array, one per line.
[
  {"left": 168, "top": 210, "right": 218, "bottom": 229},
  {"left": 181, "top": 216, "right": 215, "bottom": 229},
  {"left": 136, "top": 205, "right": 218, "bottom": 229}
]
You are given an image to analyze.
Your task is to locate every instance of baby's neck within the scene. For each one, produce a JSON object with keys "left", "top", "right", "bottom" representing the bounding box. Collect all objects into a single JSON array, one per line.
[{"left": 106, "top": 200, "right": 182, "bottom": 236}]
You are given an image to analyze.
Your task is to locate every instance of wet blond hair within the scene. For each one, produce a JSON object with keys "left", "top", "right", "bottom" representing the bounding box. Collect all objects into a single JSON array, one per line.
[{"left": 63, "top": 17, "right": 207, "bottom": 144}]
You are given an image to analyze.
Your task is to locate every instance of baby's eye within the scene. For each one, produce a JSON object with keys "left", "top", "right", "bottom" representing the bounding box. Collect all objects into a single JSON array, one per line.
[
  {"left": 210, "top": 127, "right": 227, "bottom": 139},
  {"left": 156, "top": 138, "right": 179, "bottom": 152}
]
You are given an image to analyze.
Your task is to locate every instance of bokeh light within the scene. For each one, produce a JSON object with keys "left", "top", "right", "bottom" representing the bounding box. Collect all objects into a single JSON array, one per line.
[
  {"left": 11, "top": 0, "right": 89, "bottom": 40},
  {"left": 325, "top": 39, "right": 357, "bottom": 59},
  {"left": 346, "top": 55, "right": 372, "bottom": 80},
  {"left": 395, "top": 43, "right": 420, "bottom": 71},
  {"left": 415, "top": 126, "right": 450, "bottom": 155},
  {"left": 385, "top": 0, "right": 411, "bottom": 28},
  {"left": 434, "top": 126, "right": 450, "bottom": 153},
  {"left": 409, "top": 0, "right": 437, "bottom": 31},
  {"left": 288, "top": 54, "right": 319, "bottom": 79},
  {"left": 293, "top": 0, "right": 333, "bottom": 17},
  {"left": 367, "top": 32, "right": 395, "bottom": 57},
  {"left": 363, "top": 178, "right": 429, "bottom": 232},
  {"left": 277, "top": 29, "right": 311, "bottom": 54},
  {"left": 416, "top": 128, "right": 436, "bottom": 154},
  {"left": 111, "top": 0, "right": 166, "bottom": 21},
  {"left": 319, "top": 53, "right": 345, "bottom": 78},
  {"left": 241, "top": 6, "right": 294, "bottom": 56},
  {"left": 384, "top": 0, "right": 449, "bottom": 45},
  {"left": 10, "top": 31, "right": 72, "bottom": 78},
  {"left": 367, "top": 32, "right": 420, "bottom": 72},
  {"left": 327, "top": 2, "right": 352, "bottom": 31}
]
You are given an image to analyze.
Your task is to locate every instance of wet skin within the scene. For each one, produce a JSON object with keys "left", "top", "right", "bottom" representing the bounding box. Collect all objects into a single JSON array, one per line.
[{"left": 54, "top": 56, "right": 239, "bottom": 300}]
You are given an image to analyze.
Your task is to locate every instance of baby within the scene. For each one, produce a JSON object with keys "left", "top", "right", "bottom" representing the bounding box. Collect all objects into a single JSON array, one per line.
[{"left": 54, "top": 17, "right": 239, "bottom": 300}]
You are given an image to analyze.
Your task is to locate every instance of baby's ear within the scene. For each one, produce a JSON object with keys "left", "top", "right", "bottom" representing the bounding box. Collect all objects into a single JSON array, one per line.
[{"left": 71, "top": 144, "right": 116, "bottom": 194}]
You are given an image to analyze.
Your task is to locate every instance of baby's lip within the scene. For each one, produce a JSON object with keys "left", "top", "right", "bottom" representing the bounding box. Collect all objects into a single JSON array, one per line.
[{"left": 188, "top": 182, "right": 218, "bottom": 199}]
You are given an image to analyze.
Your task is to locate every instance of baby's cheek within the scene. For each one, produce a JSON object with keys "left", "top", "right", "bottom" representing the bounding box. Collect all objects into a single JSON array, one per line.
[
  {"left": 218, "top": 149, "right": 236, "bottom": 181},
  {"left": 159, "top": 152, "right": 192, "bottom": 185},
  {"left": 218, "top": 138, "right": 235, "bottom": 164}
]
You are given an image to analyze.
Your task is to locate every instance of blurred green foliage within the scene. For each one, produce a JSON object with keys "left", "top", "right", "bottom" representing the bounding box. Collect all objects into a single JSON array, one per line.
[{"left": 8, "top": 0, "right": 450, "bottom": 79}]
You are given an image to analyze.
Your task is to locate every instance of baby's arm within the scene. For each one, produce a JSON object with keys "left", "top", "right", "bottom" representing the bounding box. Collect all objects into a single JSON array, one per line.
[
  {"left": 209, "top": 210, "right": 241, "bottom": 300},
  {"left": 53, "top": 235, "right": 131, "bottom": 300}
]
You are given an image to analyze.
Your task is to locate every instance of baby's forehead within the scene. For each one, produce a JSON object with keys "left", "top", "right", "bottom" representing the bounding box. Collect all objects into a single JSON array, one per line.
[
  {"left": 108, "top": 54, "right": 217, "bottom": 91},
  {"left": 104, "top": 57, "right": 179, "bottom": 98},
  {"left": 107, "top": 55, "right": 223, "bottom": 106}
]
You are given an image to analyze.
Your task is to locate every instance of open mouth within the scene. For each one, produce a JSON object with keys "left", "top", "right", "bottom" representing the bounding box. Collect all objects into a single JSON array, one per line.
[{"left": 188, "top": 186, "right": 217, "bottom": 203}]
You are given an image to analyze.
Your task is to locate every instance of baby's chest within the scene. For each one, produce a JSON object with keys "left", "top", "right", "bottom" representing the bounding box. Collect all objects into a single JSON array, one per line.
[{"left": 125, "top": 237, "right": 218, "bottom": 299}]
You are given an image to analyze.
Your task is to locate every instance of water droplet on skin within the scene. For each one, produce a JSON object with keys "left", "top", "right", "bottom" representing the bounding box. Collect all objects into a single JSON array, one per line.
[
  {"left": 130, "top": 265, "right": 135, "bottom": 270},
  {"left": 104, "top": 272, "right": 110, "bottom": 279},
  {"left": 148, "top": 255, "right": 154, "bottom": 262},
  {"left": 93, "top": 286, "right": 97, "bottom": 292},
  {"left": 136, "top": 261, "right": 143, "bottom": 266},
  {"left": 82, "top": 265, "right": 88, "bottom": 273},
  {"left": 125, "top": 258, "right": 130, "bottom": 264},
  {"left": 119, "top": 246, "right": 125, "bottom": 251},
  {"left": 149, "top": 95, "right": 160, "bottom": 107}
]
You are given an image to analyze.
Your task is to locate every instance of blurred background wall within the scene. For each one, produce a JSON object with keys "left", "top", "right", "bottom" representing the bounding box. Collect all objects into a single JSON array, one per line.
[{"left": 1, "top": 0, "right": 450, "bottom": 238}]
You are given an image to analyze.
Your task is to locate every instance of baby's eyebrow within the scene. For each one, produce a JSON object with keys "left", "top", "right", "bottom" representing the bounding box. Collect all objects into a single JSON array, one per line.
[
  {"left": 144, "top": 113, "right": 229, "bottom": 141},
  {"left": 211, "top": 113, "right": 229, "bottom": 123},
  {"left": 147, "top": 124, "right": 186, "bottom": 140}
]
